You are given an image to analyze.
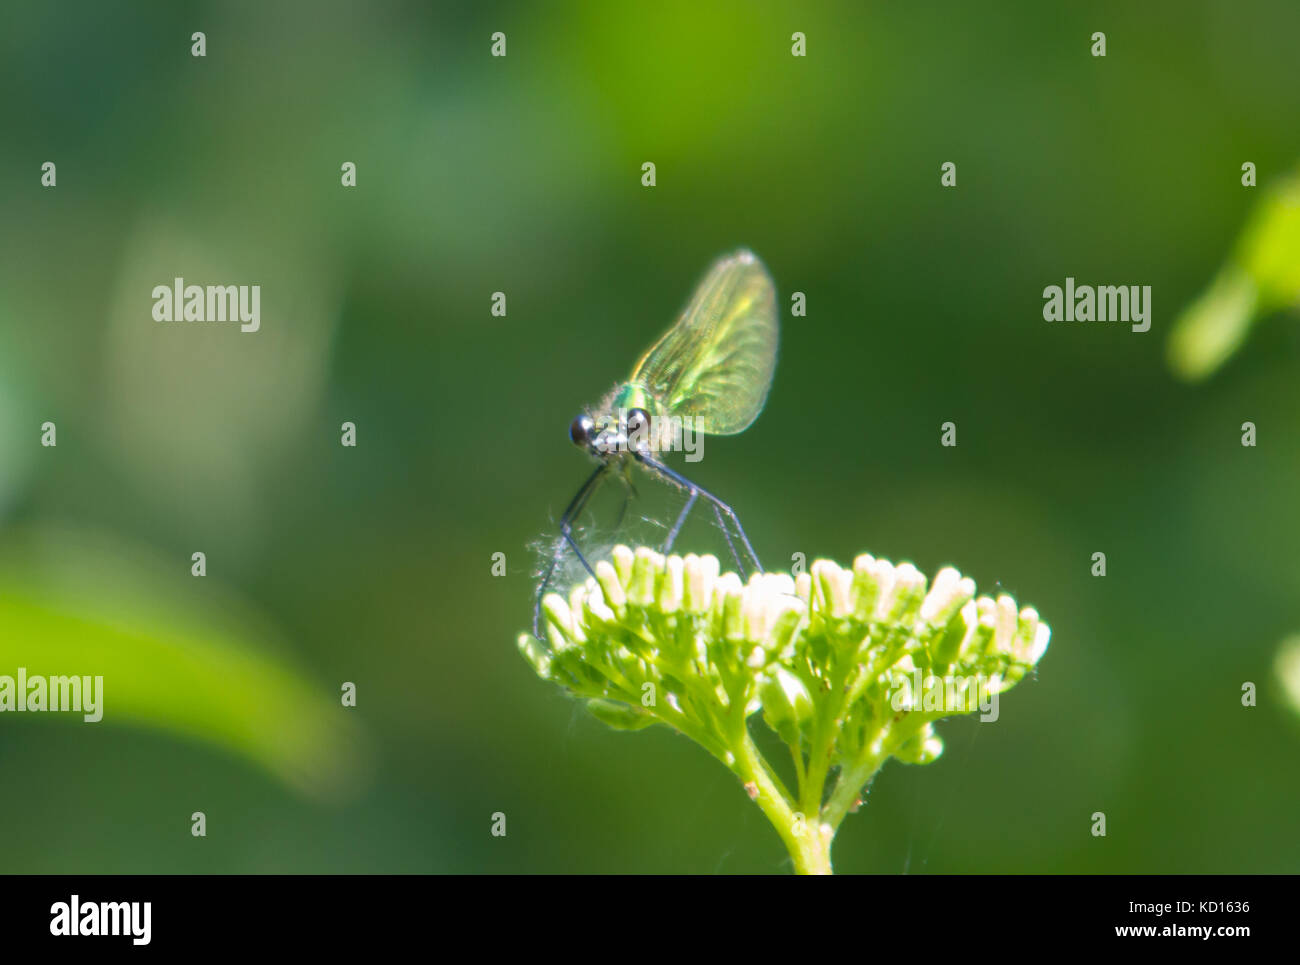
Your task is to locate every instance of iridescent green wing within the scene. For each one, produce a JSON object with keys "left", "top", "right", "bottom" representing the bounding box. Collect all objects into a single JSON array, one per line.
[{"left": 630, "top": 249, "right": 778, "bottom": 435}]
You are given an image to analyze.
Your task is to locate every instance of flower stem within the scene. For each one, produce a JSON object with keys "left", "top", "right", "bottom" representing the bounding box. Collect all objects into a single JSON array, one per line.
[{"left": 733, "top": 733, "right": 833, "bottom": 874}]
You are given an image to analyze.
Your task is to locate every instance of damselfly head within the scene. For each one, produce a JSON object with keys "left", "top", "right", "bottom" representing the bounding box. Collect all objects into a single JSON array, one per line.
[{"left": 570, "top": 405, "right": 654, "bottom": 458}]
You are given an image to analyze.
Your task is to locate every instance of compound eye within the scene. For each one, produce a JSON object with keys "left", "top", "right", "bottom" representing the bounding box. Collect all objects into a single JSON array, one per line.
[
  {"left": 570, "top": 414, "right": 595, "bottom": 446},
  {"left": 626, "top": 408, "right": 649, "bottom": 435}
]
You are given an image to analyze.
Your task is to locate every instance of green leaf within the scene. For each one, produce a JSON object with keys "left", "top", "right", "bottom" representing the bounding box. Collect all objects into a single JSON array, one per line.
[{"left": 0, "top": 526, "right": 364, "bottom": 799}]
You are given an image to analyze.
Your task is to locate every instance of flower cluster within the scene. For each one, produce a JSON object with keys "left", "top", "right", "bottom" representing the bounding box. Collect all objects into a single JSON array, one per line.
[{"left": 518, "top": 545, "right": 1051, "bottom": 873}]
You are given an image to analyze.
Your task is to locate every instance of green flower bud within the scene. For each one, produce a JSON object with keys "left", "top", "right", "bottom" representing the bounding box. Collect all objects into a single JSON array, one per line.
[
  {"left": 760, "top": 666, "right": 814, "bottom": 743},
  {"left": 586, "top": 698, "right": 658, "bottom": 731},
  {"left": 628, "top": 546, "right": 661, "bottom": 606},
  {"left": 814, "top": 559, "right": 852, "bottom": 619},
  {"left": 658, "top": 554, "right": 684, "bottom": 614},
  {"left": 894, "top": 724, "right": 944, "bottom": 764},
  {"left": 541, "top": 593, "right": 575, "bottom": 650},
  {"left": 885, "top": 563, "right": 927, "bottom": 624},
  {"left": 920, "top": 567, "right": 975, "bottom": 629},
  {"left": 595, "top": 560, "right": 626, "bottom": 615},
  {"left": 517, "top": 633, "right": 552, "bottom": 679},
  {"left": 930, "top": 602, "right": 972, "bottom": 670},
  {"left": 850, "top": 553, "right": 880, "bottom": 621},
  {"left": 611, "top": 544, "right": 635, "bottom": 586},
  {"left": 682, "top": 553, "right": 718, "bottom": 613},
  {"left": 867, "top": 559, "right": 896, "bottom": 620},
  {"left": 794, "top": 570, "right": 813, "bottom": 606},
  {"left": 993, "top": 594, "right": 1018, "bottom": 657},
  {"left": 764, "top": 599, "right": 806, "bottom": 658},
  {"left": 718, "top": 573, "right": 745, "bottom": 642}
]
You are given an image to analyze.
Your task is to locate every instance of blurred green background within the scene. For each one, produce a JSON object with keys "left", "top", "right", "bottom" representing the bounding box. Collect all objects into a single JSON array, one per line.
[{"left": 2, "top": 0, "right": 1299, "bottom": 873}]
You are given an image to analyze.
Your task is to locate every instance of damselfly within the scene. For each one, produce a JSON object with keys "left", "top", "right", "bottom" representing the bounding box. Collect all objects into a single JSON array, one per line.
[{"left": 534, "top": 249, "right": 779, "bottom": 638}]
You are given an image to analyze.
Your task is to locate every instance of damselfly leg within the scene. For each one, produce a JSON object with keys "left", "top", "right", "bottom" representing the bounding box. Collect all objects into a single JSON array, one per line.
[
  {"left": 534, "top": 462, "right": 609, "bottom": 639},
  {"left": 634, "top": 451, "right": 763, "bottom": 578}
]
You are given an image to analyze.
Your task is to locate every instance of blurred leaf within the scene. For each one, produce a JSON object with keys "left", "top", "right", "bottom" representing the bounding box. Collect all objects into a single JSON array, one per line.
[
  {"left": 0, "top": 526, "right": 364, "bottom": 800},
  {"left": 1278, "top": 636, "right": 1300, "bottom": 721},
  {"left": 1240, "top": 173, "right": 1300, "bottom": 305},
  {"left": 1166, "top": 266, "right": 1259, "bottom": 382},
  {"left": 1168, "top": 172, "right": 1300, "bottom": 381}
]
